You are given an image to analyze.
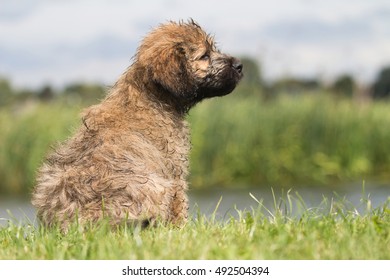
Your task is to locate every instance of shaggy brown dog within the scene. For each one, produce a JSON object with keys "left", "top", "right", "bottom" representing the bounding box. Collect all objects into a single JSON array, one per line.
[{"left": 32, "top": 20, "right": 242, "bottom": 229}]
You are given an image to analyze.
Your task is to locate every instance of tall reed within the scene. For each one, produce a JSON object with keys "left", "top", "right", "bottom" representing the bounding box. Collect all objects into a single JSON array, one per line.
[
  {"left": 1, "top": 93, "right": 389, "bottom": 195},
  {"left": 189, "top": 93, "right": 390, "bottom": 188},
  {"left": 0, "top": 102, "right": 79, "bottom": 195}
]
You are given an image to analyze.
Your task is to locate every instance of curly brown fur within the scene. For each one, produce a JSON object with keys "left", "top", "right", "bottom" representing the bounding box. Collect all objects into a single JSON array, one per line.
[{"left": 32, "top": 19, "right": 243, "bottom": 229}]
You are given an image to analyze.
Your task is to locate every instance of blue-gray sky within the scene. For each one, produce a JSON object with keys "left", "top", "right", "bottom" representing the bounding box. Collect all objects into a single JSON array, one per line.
[{"left": 1, "top": 0, "right": 390, "bottom": 88}]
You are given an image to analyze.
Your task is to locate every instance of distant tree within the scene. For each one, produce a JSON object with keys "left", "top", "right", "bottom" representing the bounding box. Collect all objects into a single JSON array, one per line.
[
  {"left": 271, "top": 77, "right": 321, "bottom": 95},
  {"left": 372, "top": 66, "right": 390, "bottom": 99},
  {"left": 15, "top": 89, "right": 36, "bottom": 102},
  {"left": 240, "top": 57, "right": 262, "bottom": 86},
  {"left": 331, "top": 74, "right": 355, "bottom": 98},
  {"left": 38, "top": 85, "right": 55, "bottom": 101},
  {"left": 235, "top": 57, "right": 263, "bottom": 97},
  {"left": 64, "top": 83, "right": 106, "bottom": 103},
  {"left": 0, "top": 78, "right": 14, "bottom": 107}
]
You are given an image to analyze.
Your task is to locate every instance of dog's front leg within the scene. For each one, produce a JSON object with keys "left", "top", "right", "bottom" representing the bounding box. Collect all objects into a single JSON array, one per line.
[{"left": 169, "top": 185, "right": 189, "bottom": 225}]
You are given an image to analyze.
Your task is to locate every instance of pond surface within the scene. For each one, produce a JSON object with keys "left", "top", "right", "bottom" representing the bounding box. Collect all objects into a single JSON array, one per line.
[
  {"left": 1, "top": 183, "right": 389, "bottom": 226},
  {"left": 190, "top": 183, "right": 390, "bottom": 219}
]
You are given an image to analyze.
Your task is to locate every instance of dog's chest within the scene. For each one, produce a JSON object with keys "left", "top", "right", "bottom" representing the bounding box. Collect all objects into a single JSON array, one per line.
[{"left": 156, "top": 122, "right": 190, "bottom": 180}]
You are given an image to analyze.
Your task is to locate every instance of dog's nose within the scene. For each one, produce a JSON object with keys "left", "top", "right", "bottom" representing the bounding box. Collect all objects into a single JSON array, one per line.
[{"left": 232, "top": 60, "right": 243, "bottom": 74}]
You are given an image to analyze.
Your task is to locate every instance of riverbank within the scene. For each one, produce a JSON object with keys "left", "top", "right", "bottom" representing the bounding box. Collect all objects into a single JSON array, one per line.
[
  {"left": 2, "top": 183, "right": 389, "bottom": 227},
  {"left": 1, "top": 192, "right": 389, "bottom": 259}
]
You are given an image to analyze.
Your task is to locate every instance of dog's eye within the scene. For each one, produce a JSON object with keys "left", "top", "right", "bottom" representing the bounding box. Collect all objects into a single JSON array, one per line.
[{"left": 199, "top": 54, "right": 210, "bottom": 61}]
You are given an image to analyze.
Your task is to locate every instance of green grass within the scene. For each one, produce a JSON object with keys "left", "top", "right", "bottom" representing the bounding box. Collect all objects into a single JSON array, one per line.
[{"left": 1, "top": 194, "right": 389, "bottom": 260}]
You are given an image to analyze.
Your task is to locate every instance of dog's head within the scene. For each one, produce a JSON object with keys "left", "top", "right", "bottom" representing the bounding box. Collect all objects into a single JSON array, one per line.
[{"left": 133, "top": 20, "right": 243, "bottom": 113}]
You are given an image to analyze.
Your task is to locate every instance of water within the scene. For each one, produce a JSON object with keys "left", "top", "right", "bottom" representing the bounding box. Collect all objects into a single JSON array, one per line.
[
  {"left": 1, "top": 183, "right": 389, "bottom": 226},
  {"left": 190, "top": 184, "right": 390, "bottom": 219},
  {"left": 0, "top": 197, "right": 36, "bottom": 226}
]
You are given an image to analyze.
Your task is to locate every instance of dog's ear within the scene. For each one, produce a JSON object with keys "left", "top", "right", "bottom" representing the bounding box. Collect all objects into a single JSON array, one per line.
[{"left": 148, "top": 44, "right": 196, "bottom": 96}]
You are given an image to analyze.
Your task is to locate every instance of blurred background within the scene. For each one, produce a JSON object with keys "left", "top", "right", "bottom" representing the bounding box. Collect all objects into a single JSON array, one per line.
[{"left": 1, "top": 0, "right": 390, "bottom": 224}]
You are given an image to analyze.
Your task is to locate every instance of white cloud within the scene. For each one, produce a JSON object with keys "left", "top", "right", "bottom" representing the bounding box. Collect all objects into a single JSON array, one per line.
[{"left": 1, "top": 0, "right": 390, "bottom": 88}]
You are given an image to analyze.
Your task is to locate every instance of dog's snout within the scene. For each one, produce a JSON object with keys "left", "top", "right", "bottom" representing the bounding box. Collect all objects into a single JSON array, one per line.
[{"left": 232, "top": 59, "right": 243, "bottom": 74}]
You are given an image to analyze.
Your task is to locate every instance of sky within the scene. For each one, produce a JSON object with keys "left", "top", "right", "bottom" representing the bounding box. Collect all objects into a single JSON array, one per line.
[{"left": 1, "top": 0, "right": 390, "bottom": 89}]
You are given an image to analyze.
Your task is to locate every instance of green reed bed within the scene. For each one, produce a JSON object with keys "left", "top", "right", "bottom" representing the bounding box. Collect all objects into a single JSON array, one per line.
[
  {"left": 0, "top": 103, "right": 80, "bottom": 195},
  {"left": 1, "top": 94, "right": 390, "bottom": 195},
  {"left": 189, "top": 94, "right": 390, "bottom": 188}
]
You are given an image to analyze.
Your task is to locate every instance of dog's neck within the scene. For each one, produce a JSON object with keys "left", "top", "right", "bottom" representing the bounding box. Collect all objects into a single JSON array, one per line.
[
  {"left": 105, "top": 71, "right": 191, "bottom": 122},
  {"left": 119, "top": 66, "right": 199, "bottom": 117}
]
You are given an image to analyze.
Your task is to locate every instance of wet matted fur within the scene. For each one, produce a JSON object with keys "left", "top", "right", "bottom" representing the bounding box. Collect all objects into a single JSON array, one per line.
[{"left": 32, "top": 20, "right": 243, "bottom": 229}]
